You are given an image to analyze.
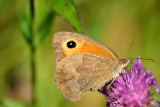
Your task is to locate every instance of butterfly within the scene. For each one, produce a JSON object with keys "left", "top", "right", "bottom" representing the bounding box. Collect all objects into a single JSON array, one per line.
[{"left": 53, "top": 32, "right": 130, "bottom": 102}]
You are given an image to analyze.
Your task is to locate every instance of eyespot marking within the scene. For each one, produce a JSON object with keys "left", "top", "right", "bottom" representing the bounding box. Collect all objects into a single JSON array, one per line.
[{"left": 67, "top": 41, "right": 76, "bottom": 48}]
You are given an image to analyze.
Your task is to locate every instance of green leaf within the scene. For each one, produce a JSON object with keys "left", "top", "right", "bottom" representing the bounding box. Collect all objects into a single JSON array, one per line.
[
  {"left": 33, "top": 0, "right": 56, "bottom": 47},
  {"left": 21, "top": 15, "right": 32, "bottom": 45},
  {"left": 34, "top": 12, "right": 55, "bottom": 47},
  {"left": 47, "top": 0, "right": 83, "bottom": 33},
  {"left": 21, "top": 1, "right": 33, "bottom": 46},
  {"left": 36, "top": 13, "right": 55, "bottom": 46}
]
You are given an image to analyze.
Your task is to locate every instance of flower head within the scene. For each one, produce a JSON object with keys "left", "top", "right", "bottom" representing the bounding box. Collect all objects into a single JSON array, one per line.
[{"left": 99, "top": 56, "right": 160, "bottom": 107}]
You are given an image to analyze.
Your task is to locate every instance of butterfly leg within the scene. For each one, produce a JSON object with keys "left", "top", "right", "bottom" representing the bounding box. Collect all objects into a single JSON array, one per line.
[
  {"left": 107, "top": 77, "right": 117, "bottom": 97},
  {"left": 123, "top": 71, "right": 134, "bottom": 94}
]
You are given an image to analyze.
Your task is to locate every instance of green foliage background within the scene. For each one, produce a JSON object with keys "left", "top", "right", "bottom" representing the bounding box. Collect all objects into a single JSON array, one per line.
[{"left": 0, "top": 0, "right": 160, "bottom": 107}]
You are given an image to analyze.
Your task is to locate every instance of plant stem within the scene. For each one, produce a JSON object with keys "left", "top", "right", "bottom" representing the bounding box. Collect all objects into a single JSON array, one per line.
[
  {"left": 30, "top": 0, "right": 36, "bottom": 105},
  {"left": 30, "top": 0, "right": 35, "bottom": 18},
  {"left": 30, "top": 45, "right": 36, "bottom": 105}
]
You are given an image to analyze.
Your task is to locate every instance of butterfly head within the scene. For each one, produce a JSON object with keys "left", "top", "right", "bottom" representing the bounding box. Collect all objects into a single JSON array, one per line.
[
  {"left": 118, "top": 59, "right": 130, "bottom": 73},
  {"left": 119, "top": 59, "right": 130, "bottom": 67}
]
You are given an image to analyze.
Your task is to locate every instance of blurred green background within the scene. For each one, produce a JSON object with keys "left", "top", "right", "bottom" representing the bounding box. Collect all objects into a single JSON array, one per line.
[{"left": 0, "top": 0, "right": 160, "bottom": 107}]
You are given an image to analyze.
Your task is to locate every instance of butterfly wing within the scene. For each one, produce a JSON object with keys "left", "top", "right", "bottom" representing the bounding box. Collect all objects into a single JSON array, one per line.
[
  {"left": 53, "top": 32, "right": 119, "bottom": 63},
  {"left": 53, "top": 32, "right": 120, "bottom": 102},
  {"left": 55, "top": 53, "right": 117, "bottom": 102}
]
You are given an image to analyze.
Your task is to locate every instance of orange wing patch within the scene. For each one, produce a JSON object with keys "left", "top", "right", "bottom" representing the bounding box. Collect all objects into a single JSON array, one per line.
[
  {"left": 62, "top": 39, "right": 112, "bottom": 60},
  {"left": 82, "top": 40, "right": 112, "bottom": 60}
]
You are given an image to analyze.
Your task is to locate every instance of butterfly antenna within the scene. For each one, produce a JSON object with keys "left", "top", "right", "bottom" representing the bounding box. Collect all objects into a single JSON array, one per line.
[
  {"left": 131, "top": 58, "right": 156, "bottom": 63},
  {"left": 126, "top": 40, "right": 156, "bottom": 63},
  {"left": 127, "top": 40, "right": 136, "bottom": 57}
]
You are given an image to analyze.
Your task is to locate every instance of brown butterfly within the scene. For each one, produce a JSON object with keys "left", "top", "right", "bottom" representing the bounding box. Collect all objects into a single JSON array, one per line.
[{"left": 53, "top": 32, "right": 130, "bottom": 102}]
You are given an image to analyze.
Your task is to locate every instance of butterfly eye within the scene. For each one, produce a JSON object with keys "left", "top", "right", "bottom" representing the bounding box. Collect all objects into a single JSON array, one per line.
[{"left": 67, "top": 41, "right": 76, "bottom": 48}]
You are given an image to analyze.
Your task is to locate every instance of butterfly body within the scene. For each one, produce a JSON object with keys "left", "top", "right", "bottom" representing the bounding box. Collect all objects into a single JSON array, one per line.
[{"left": 53, "top": 32, "right": 130, "bottom": 102}]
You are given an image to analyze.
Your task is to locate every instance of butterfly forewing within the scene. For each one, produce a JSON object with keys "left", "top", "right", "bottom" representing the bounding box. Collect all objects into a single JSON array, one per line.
[{"left": 53, "top": 32, "right": 119, "bottom": 63}]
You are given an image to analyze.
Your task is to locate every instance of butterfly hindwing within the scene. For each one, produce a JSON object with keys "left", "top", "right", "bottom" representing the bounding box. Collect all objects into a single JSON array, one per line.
[{"left": 56, "top": 53, "right": 118, "bottom": 102}]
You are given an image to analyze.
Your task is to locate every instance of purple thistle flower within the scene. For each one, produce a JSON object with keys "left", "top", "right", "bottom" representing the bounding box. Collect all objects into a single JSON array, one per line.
[{"left": 99, "top": 56, "right": 160, "bottom": 107}]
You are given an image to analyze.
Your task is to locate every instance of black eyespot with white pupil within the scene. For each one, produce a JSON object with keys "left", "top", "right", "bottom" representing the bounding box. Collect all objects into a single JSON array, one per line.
[{"left": 67, "top": 41, "right": 76, "bottom": 48}]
